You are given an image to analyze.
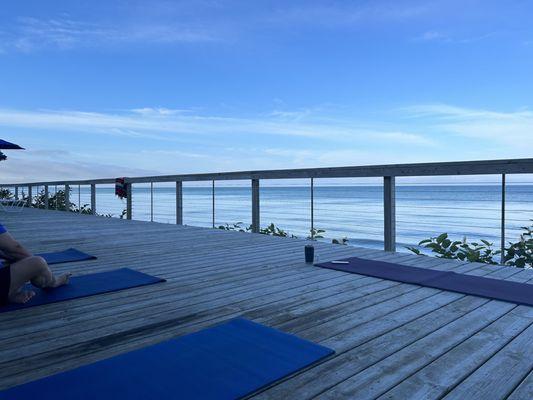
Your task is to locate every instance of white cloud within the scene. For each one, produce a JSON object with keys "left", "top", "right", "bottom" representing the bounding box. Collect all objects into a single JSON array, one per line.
[
  {"left": 265, "top": 2, "right": 430, "bottom": 28},
  {"left": 0, "top": 2, "right": 448, "bottom": 54},
  {"left": 377, "top": 131, "right": 436, "bottom": 146},
  {"left": 269, "top": 109, "right": 312, "bottom": 122},
  {"left": 402, "top": 104, "right": 533, "bottom": 149},
  {"left": 413, "top": 30, "right": 499, "bottom": 44},
  {"left": 4, "top": 103, "right": 529, "bottom": 184},
  {"left": 0, "top": 16, "right": 219, "bottom": 53},
  {"left": 139, "top": 149, "right": 209, "bottom": 159},
  {"left": 0, "top": 105, "right": 443, "bottom": 182},
  {"left": 0, "top": 107, "right": 437, "bottom": 146},
  {"left": 0, "top": 150, "right": 157, "bottom": 183},
  {"left": 256, "top": 147, "right": 446, "bottom": 172},
  {"left": 415, "top": 30, "right": 450, "bottom": 42},
  {"left": 131, "top": 107, "right": 194, "bottom": 116}
]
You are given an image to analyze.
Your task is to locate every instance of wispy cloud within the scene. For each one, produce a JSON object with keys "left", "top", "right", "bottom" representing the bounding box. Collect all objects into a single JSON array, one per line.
[
  {"left": 265, "top": 2, "right": 430, "bottom": 28},
  {"left": 3, "top": 103, "right": 529, "bottom": 183},
  {"left": 413, "top": 30, "right": 500, "bottom": 44},
  {"left": 0, "top": 2, "right": 445, "bottom": 53},
  {"left": 256, "top": 147, "right": 435, "bottom": 168},
  {"left": 0, "top": 15, "right": 220, "bottom": 53},
  {"left": 414, "top": 30, "right": 450, "bottom": 42},
  {"left": 131, "top": 107, "right": 194, "bottom": 116},
  {"left": 0, "top": 149, "right": 157, "bottom": 183},
  {"left": 269, "top": 109, "right": 312, "bottom": 122},
  {"left": 0, "top": 107, "right": 437, "bottom": 146},
  {"left": 402, "top": 104, "right": 533, "bottom": 150}
]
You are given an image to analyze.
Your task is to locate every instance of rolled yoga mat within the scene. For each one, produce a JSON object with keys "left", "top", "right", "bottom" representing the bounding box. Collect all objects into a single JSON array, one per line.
[
  {"left": 0, "top": 318, "right": 334, "bottom": 400},
  {"left": 317, "top": 257, "right": 533, "bottom": 307},
  {"left": 0, "top": 268, "right": 165, "bottom": 313}
]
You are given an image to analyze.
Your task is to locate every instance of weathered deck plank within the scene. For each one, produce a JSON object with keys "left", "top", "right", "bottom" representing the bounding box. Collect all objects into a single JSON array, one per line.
[{"left": 0, "top": 208, "right": 531, "bottom": 399}]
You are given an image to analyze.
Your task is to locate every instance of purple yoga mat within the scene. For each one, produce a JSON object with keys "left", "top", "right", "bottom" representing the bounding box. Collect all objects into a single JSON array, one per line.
[{"left": 317, "top": 257, "right": 533, "bottom": 307}]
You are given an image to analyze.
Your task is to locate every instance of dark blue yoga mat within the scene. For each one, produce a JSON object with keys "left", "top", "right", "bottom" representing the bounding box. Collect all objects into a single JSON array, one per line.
[
  {"left": 0, "top": 318, "right": 334, "bottom": 400},
  {"left": 317, "top": 257, "right": 533, "bottom": 306},
  {"left": 36, "top": 248, "right": 97, "bottom": 264},
  {"left": 0, "top": 268, "right": 165, "bottom": 313}
]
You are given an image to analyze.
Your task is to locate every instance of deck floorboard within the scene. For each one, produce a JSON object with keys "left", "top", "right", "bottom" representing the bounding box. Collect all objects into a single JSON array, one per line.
[{"left": 0, "top": 208, "right": 531, "bottom": 399}]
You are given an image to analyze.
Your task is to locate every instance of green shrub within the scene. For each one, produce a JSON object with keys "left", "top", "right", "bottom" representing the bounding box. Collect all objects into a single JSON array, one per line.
[
  {"left": 218, "top": 221, "right": 330, "bottom": 241},
  {"left": 503, "top": 222, "right": 533, "bottom": 268},
  {"left": 217, "top": 222, "right": 247, "bottom": 232},
  {"left": 407, "top": 221, "right": 533, "bottom": 268},
  {"left": 0, "top": 188, "right": 14, "bottom": 199},
  {"left": 0, "top": 187, "right": 123, "bottom": 217},
  {"left": 407, "top": 233, "right": 500, "bottom": 264},
  {"left": 307, "top": 228, "right": 325, "bottom": 240}
]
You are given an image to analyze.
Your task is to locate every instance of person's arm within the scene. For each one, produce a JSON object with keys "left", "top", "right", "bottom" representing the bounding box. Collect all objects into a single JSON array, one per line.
[{"left": 0, "top": 232, "right": 32, "bottom": 262}]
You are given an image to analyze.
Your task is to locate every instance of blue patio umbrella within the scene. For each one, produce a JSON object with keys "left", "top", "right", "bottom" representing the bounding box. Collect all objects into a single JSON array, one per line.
[{"left": 0, "top": 139, "right": 24, "bottom": 150}]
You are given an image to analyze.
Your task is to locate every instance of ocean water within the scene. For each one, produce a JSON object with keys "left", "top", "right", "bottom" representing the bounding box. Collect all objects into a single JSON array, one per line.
[{"left": 52, "top": 183, "right": 533, "bottom": 252}]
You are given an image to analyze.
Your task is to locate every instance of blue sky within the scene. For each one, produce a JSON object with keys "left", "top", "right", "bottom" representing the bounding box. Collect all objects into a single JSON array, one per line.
[{"left": 0, "top": 0, "right": 532, "bottom": 182}]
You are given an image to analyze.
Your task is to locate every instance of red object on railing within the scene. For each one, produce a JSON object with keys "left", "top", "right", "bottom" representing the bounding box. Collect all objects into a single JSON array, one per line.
[{"left": 115, "top": 178, "right": 127, "bottom": 199}]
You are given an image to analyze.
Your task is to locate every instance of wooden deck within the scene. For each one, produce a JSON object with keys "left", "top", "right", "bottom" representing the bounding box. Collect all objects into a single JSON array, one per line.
[{"left": 1, "top": 208, "right": 532, "bottom": 399}]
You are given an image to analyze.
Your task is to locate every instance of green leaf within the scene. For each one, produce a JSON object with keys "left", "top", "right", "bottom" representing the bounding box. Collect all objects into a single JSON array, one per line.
[
  {"left": 436, "top": 233, "right": 448, "bottom": 243},
  {"left": 516, "top": 258, "right": 526, "bottom": 268}
]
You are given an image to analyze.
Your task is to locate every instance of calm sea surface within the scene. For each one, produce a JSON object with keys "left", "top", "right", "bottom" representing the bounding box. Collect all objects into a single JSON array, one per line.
[{"left": 56, "top": 184, "right": 533, "bottom": 252}]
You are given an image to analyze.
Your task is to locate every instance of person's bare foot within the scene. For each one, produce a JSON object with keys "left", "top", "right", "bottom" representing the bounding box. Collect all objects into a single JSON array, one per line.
[
  {"left": 52, "top": 273, "right": 72, "bottom": 288},
  {"left": 9, "top": 290, "right": 36, "bottom": 304}
]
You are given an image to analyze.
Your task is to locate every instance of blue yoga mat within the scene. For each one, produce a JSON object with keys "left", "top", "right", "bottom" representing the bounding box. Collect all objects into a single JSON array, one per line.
[
  {"left": 0, "top": 318, "right": 334, "bottom": 399},
  {"left": 317, "top": 257, "right": 533, "bottom": 306},
  {"left": 36, "top": 248, "right": 97, "bottom": 264},
  {"left": 0, "top": 268, "right": 165, "bottom": 313}
]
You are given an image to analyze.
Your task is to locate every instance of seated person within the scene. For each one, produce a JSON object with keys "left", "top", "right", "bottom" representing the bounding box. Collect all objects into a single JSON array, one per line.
[{"left": 0, "top": 223, "right": 71, "bottom": 305}]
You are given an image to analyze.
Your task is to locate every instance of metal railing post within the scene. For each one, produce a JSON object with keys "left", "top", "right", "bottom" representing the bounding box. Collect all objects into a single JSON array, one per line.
[
  {"left": 64, "top": 184, "right": 70, "bottom": 212},
  {"left": 44, "top": 185, "right": 49, "bottom": 209},
  {"left": 126, "top": 183, "right": 132, "bottom": 220},
  {"left": 501, "top": 174, "right": 506, "bottom": 264},
  {"left": 90, "top": 184, "right": 96, "bottom": 214},
  {"left": 14, "top": 186, "right": 18, "bottom": 200},
  {"left": 251, "top": 179, "right": 260, "bottom": 233},
  {"left": 384, "top": 176, "right": 396, "bottom": 252},
  {"left": 176, "top": 181, "right": 183, "bottom": 225},
  {"left": 78, "top": 184, "right": 81, "bottom": 213}
]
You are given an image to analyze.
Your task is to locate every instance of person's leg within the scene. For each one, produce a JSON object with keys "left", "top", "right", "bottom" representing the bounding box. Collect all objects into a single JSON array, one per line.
[{"left": 8, "top": 256, "right": 71, "bottom": 304}]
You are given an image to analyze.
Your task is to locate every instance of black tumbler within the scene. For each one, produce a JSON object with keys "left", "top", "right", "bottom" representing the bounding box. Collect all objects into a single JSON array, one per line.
[{"left": 305, "top": 245, "right": 315, "bottom": 263}]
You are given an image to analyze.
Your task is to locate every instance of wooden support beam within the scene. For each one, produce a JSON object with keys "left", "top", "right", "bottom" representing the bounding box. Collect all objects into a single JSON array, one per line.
[
  {"left": 44, "top": 185, "right": 49, "bottom": 209},
  {"left": 64, "top": 184, "right": 70, "bottom": 212},
  {"left": 310, "top": 178, "right": 314, "bottom": 238},
  {"left": 212, "top": 180, "right": 215, "bottom": 229},
  {"left": 27, "top": 186, "right": 32, "bottom": 207},
  {"left": 126, "top": 183, "right": 132, "bottom": 220},
  {"left": 176, "top": 181, "right": 183, "bottom": 225},
  {"left": 384, "top": 176, "right": 396, "bottom": 252},
  {"left": 501, "top": 174, "right": 506, "bottom": 264},
  {"left": 251, "top": 179, "right": 260, "bottom": 233},
  {"left": 90, "top": 184, "right": 96, "bottom": 215}
]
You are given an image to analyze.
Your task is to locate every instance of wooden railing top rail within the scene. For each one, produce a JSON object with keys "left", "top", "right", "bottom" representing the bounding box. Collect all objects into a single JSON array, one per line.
[{"left": 3, "top": 157, "right": 533, "bottom": 186}]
